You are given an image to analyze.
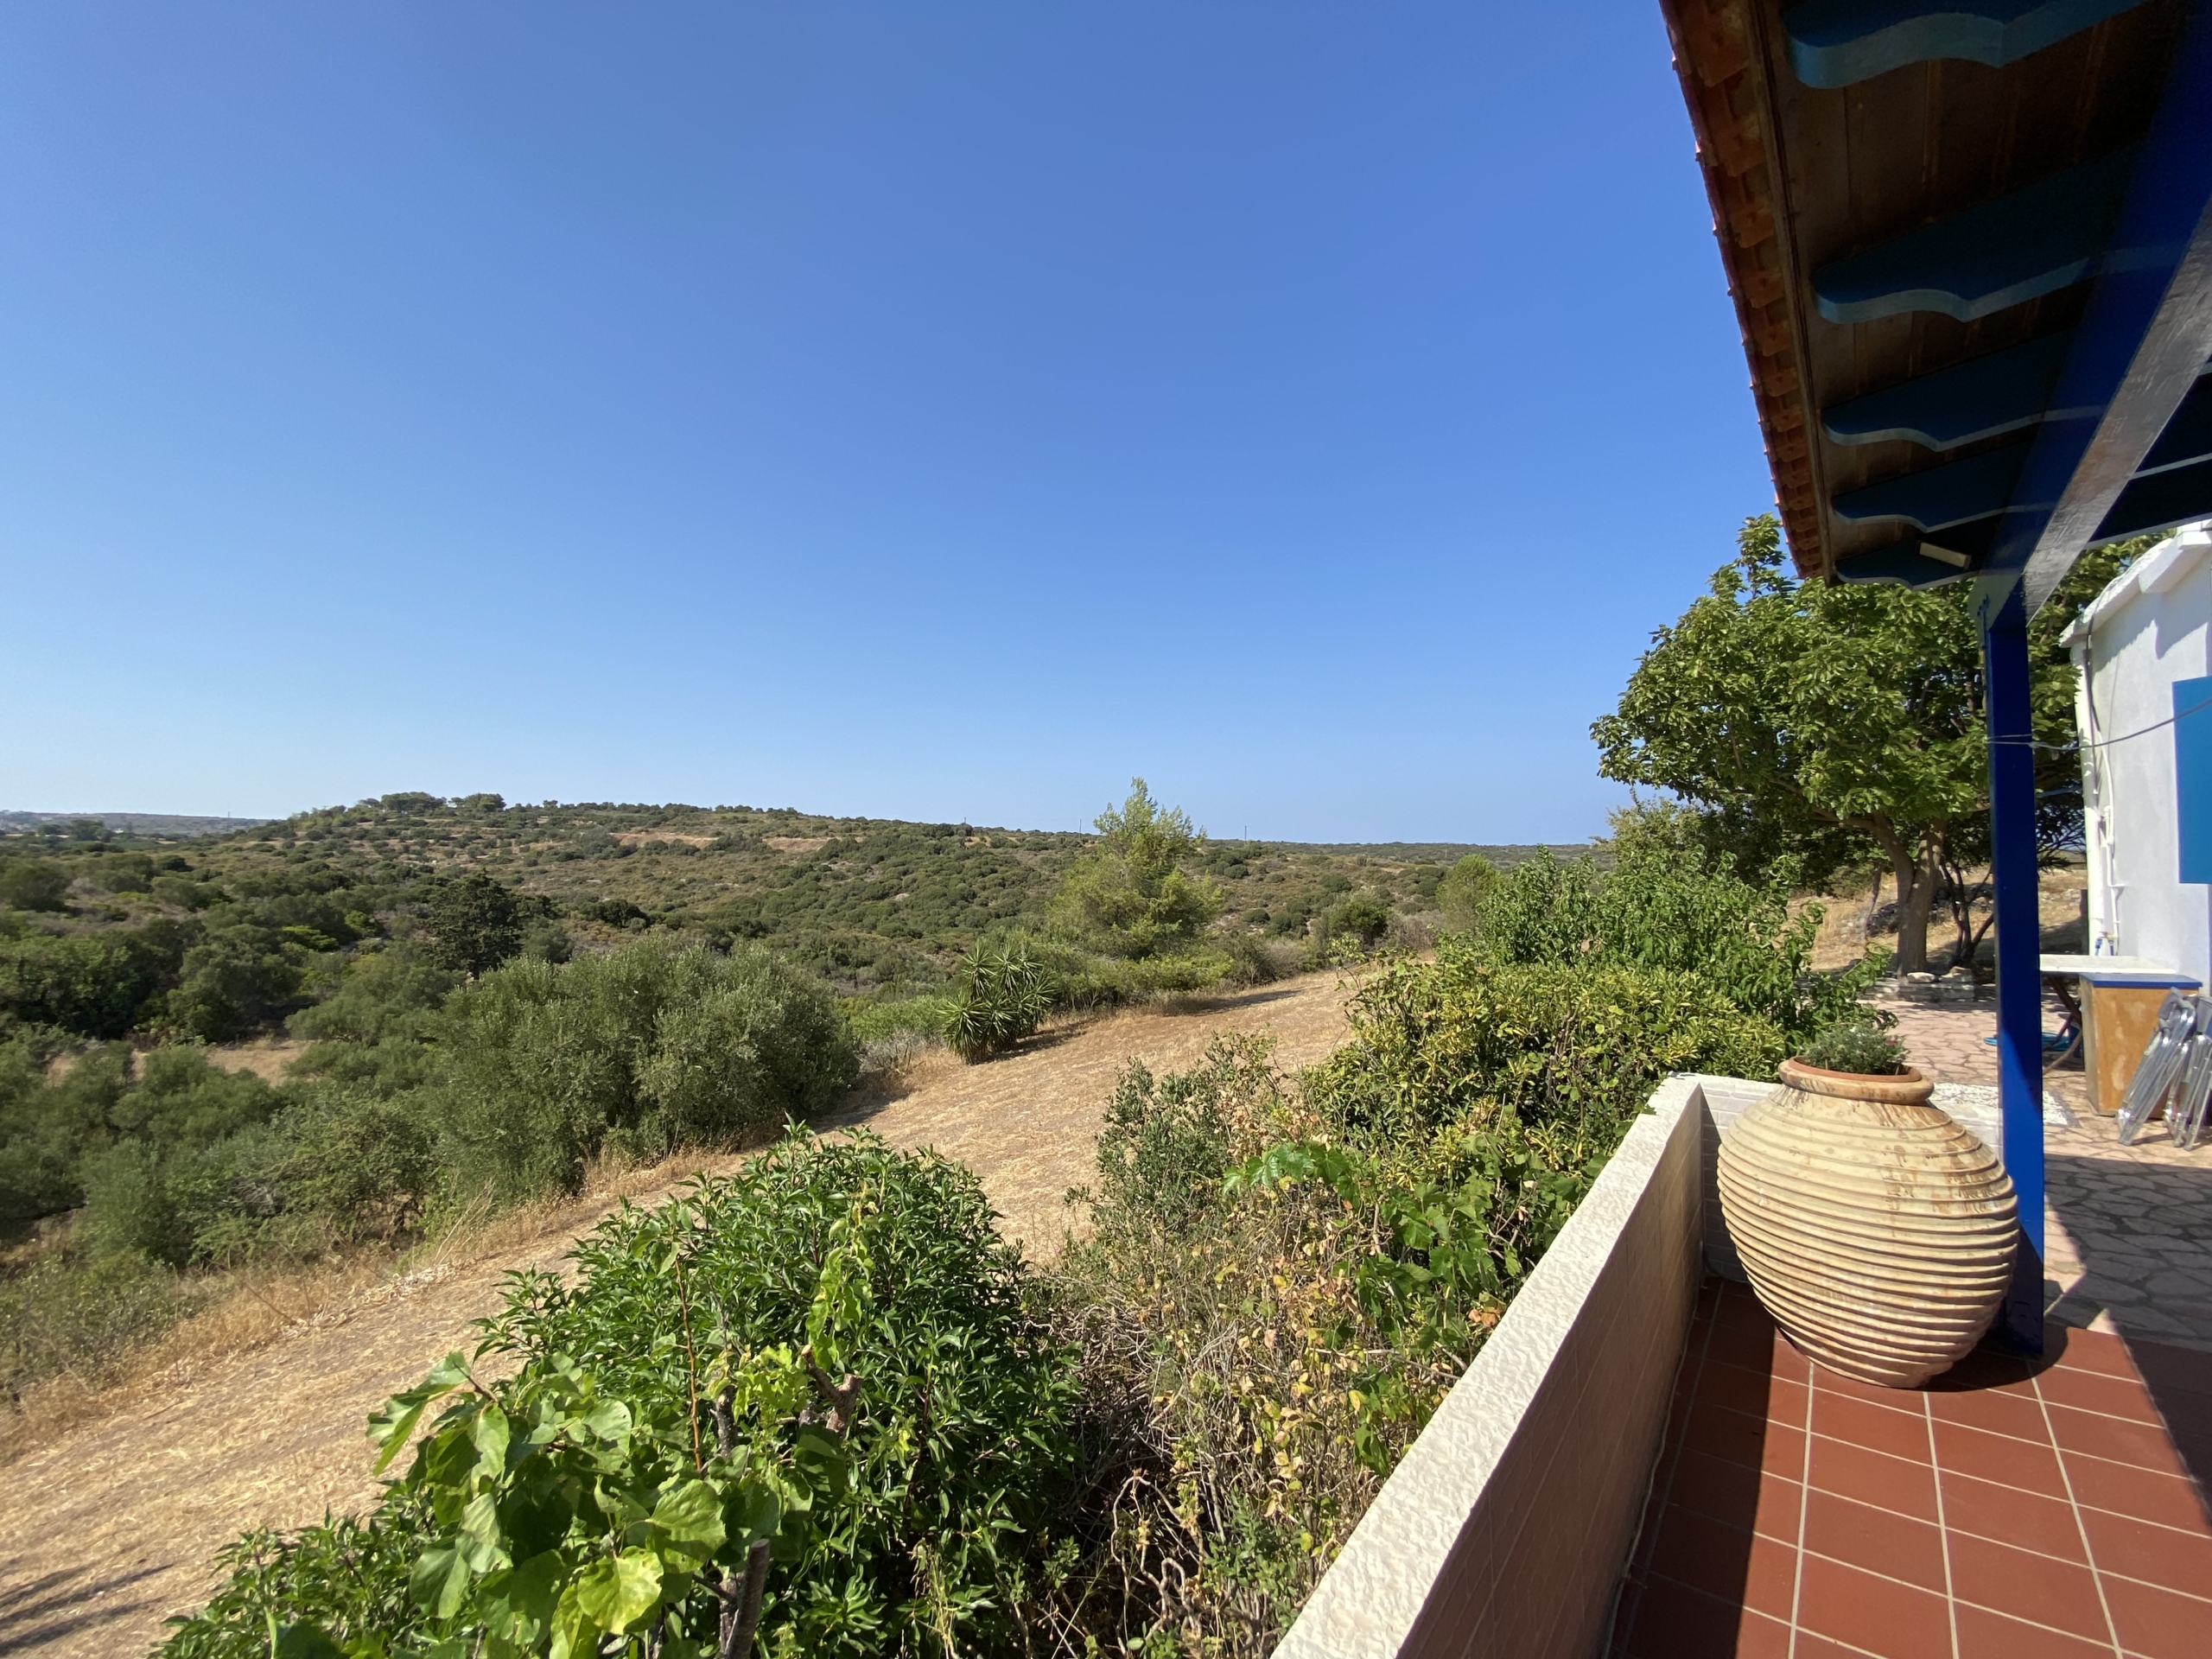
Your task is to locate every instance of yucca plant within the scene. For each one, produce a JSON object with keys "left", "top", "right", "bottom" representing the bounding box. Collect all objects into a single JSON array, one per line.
[{"left": 943, "top": 942, "right": 1052, "bottom": 1061}]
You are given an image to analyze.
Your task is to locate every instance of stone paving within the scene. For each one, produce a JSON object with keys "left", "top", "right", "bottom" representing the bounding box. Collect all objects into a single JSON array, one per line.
[{"left": 1868, "top": 988, "right": 2212, "bottom": 1353}]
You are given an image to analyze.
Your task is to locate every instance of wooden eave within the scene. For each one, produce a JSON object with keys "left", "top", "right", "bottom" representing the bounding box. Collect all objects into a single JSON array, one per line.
[{"left": 1658, "top": 0, "right": 2186, "bottom": 582}]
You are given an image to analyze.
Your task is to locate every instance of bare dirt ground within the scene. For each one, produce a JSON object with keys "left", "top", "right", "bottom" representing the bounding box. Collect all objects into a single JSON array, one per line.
[{"left": 0, "top": 973, "right": 1354, "bottom": 1658}]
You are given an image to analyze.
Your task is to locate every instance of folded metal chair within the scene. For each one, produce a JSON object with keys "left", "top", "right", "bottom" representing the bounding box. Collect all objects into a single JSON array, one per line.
[
  {"left": 2171, "top": 999, "right": 2212, "bottom": 1153},
  {"left": 2117, "top": 991, "right": 2203, "bottom": 1146}
]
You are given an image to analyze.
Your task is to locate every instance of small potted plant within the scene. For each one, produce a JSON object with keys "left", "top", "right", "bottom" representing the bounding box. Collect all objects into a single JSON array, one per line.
[{"left": 1717, "top": 1016, "right": 2018, "bottom": 1387}]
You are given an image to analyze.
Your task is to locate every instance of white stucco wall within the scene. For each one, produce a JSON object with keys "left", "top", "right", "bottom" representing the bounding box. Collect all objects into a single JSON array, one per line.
[{"left": 2064, "top": 524, "right": 2212, "bottom": 985}]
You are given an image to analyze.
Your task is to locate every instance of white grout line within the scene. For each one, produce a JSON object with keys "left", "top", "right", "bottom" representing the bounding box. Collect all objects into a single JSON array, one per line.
[
  {"left": 2031, "top": 1361, "right": 2128, "bottom": 1657},
  {"left": 1923, "top": 1388, "right": 1962, "bottom": 1659}
]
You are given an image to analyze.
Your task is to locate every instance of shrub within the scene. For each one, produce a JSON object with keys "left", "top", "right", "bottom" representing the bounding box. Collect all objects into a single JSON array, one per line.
[
  {"left": 1306, "top": 944, "right": 1787, "bottom": 1144},
  {"left": 287, "top": 943, "right": 459, "bottom": 1046},
  {"left": 1048, "top": 1035, "right": 1602, "bottom": 1652},
  {"left": 437, "top": 938, "right": 858, "bottom": 1201},
  {"left": 0, "top": 923, "right": 193, "bottom": 1039},
  {"left": 162, "top": 1132, "right": 1080, "bottom": 1659},
  {"left": 0, "top": 858, "right": 72, "bottom": 912},
  {"left": 170, "top": 925, "right": 308, "bottom": 1041},
  {"left": 1796, "top": 1016, "right": 1907, "bottom": 1076},
  {"left": 1434, "top": 853, "right": 1498, "bottom": 928},
  {"left": 0, "top": 1248, "right": 188, "bottom": 1398},
  {"left": 1471, "top": 813, "right": 1878, "bottom": 1041},
  {"left": 942, "top": 941, "right": 1051, "bottom": 1060}
]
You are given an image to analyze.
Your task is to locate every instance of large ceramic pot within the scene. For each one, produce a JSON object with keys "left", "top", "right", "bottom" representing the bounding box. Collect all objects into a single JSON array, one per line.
[{"left": 1718, "top": 1058, "right": 2018, "bottom": 1388}]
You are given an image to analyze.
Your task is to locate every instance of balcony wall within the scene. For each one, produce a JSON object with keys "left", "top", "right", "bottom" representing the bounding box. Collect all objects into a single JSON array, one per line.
[{"left": 1276, "top": 1073, "right": 1732, "bottom": 1659}]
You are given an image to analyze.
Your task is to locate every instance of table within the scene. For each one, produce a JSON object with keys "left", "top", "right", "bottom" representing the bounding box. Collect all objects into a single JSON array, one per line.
[{"left": 2038, "top": 955, "right": 2203, "bottom": 1114}]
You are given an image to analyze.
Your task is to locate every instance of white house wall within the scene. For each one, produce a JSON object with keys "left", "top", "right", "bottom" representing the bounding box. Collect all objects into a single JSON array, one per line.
[{"left": 2069, "top": 526, "right": 2212, "bottom": 985}]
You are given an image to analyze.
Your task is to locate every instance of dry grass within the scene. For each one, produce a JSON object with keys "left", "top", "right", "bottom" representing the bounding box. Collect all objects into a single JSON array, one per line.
[
  {"left": 199, "top": 1037, "right": 310, "bottom": 1084},
  {"left": 0, "top": 971, "right": 1357, "bottom": 1658}
]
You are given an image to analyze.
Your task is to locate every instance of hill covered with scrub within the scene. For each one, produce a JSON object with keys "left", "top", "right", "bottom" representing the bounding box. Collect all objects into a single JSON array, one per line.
[{"left": 0, "top": 779, "right": 1882, "bottom": 1656}]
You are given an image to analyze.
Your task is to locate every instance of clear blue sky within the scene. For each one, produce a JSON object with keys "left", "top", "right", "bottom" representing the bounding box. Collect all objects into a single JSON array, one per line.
[{"left": 1, "top": 2, "right": 1770, "bottom": 842}]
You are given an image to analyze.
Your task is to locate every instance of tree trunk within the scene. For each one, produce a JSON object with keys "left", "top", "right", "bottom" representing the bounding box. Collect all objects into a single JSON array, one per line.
[
  {"left": 1865, "top": 824, "right": 1936, "bottom": 975},
  {"left": 1895, "top": 849, "right": 1938, "bottom": 976}
]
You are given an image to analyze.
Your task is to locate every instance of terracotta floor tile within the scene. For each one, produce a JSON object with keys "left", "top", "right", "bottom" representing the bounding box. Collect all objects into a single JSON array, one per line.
[
  {"left": 1939, "top": 1469, "right": 2091, "bottom": 1562},
  {"left": 2033, "top": 1362, "right": 2165, "bottom": 1425},
  {"left": 1769, "top": 1334, "right": 1815, "bottom": 1384},
  {"left": 1802, "top": 1489, "right": 1948, "bottom": 1592},
  {"left": 1795, "top": 1553, "right": 1955, "bottom": 1659},
  {"left": 1669, "top": 1451, "right": 1805, "bottom": 1542},
  {"left": 2050, "top": 1325, "right": 2139, "bottom": 1380},
  {"left": 1700, "top": 1359, "right": 1787, "bottom": 1420},
  {"left": 1933, "top": 1419, "right": 2072, "bottom": 1498},
  {"left": 1613, "top": 1573, "right": 1763, "bottom": 1659},
  {"left": 2044, "top": 1405, "right": 2193, "bottom": 1478},
  {"left": 1933, "top": 1346, "right": 2042, "bottom": 1397},
  {"left": 1926, "top": 1379, "right": 2056, "bottom": 1442},
  {"left": 1953, "top": 1601, "right": 2119, "bottom": 1659},
  {"left": 2100, "top": 1573, "right": 2212, "bottom": 1659},
  {"left": 1814, "top": 1389, "right": 1938, "bottom": 1462},
  {"left": 1729, "top": 1608, "right": 1793, "bottom": 1659},
  {"left": 1707, "top": 1316, "right": 1783, "bottom": 1373},
  {"left": 1643, "top": 1507, "right": 1758, "bottom": 1601},
  {"left": 1766, "top": 1376, "right": 1812, "bottom": 1429},
  {"left": 1680, "top": 1400, "right": 1778, "bottom": 1471},
  {"left": 2079, "top": 1506, "right": 2212, "bottom": 1597},
  {"left": 1811, "top": 1363, "right": 1932, "bottom": 1415},
  {"left": 1791, "top": 1634, "right": 1883, "bottom": 1658},
  {"left": 1948, "top": 1533, "right": 2113, "bottom": 1642},
  {"left": 2065, "top": 1455, "right": 2212, "bottom": 1535},
  {"left": 1808, "top": 1434, "right": 1941, "bottom": 1522}
]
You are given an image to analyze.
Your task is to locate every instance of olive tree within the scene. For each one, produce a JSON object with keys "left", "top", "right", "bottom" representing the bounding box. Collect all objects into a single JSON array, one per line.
[{"left": 1591, "top": 516, "right": 2116, "bottom": 975}]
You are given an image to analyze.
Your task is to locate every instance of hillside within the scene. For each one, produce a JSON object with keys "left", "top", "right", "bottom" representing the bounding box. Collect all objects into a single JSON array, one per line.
[
  {"left": 0, "top": 972, "right": 1357, "bottom": 1658},
  {"left": 1, "top": 792, "right": 1582, "bottom": 998}
]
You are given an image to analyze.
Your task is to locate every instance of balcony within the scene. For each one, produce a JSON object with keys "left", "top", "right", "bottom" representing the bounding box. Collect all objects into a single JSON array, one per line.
[{"left": 1276, "top": 1075, "right": 2212, "bottom": 1659}]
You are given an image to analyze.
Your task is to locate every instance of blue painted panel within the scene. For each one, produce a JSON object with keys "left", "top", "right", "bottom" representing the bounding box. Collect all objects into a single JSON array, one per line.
[
  {"left": 2138, "top": 375, "right": 2212, "bottom": 475},
  {"left": 1834, "top": 537, "right": 1981, "bottom": 586},
  {"left": 1832, "top": 441, "right": 2034, "bottom": 527},
  {"left": 1784, "top": 0, "right": 2156, "bottom": 87},
  {"left": 2175, "top": 677, "right": 2212, "bottom": 884},
  {"left": 1824, "top": 332, "right": 2073, "bottom": 449},
  {"left": 2094, "top": 455, "right": 2212, "bottom": 543},
  {"left": 1814, "top": 149, "right": 2135, "bottom": 324}
]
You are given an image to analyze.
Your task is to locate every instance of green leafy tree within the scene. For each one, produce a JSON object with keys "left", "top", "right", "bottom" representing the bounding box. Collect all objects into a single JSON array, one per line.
[
  {"left": 1051, "top": 779, "right": 1224, "bottom": 958},
  {"left": 426, "top": 873, "right": 539, "bottom": 976},
  {"left": 170, "top": 926, "right": 308, "bottom": 1041},
  {"left": 1592, "top": 516, "right": 2123, "bottom": 975}
]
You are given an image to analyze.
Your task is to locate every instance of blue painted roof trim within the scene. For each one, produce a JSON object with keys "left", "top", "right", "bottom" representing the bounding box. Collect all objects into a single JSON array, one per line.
[
  {"left": 1830, "top": 378, "right": 2212, "bottom": 531},
  {"left": 1834, "top": 538, "right": 1980, "bottom": 587},
  {"left": 1783, "top": 0, "right": 2155, "bottom": 88},
  {"left": 1833, "top": 442, "right": 2034, "bottom": 528},
  {"left": 1823, "top": 332, "right": 2074, "bottom": 449},
  {"left": 1984, "top": 6, "right": 2212, "bottom": 609},
  {"left": 2095, "top": 456, "right": 2212, "bottom": 543},
  {"left": 1814, "top": 148, "right": 2137, "bottom": 324}
]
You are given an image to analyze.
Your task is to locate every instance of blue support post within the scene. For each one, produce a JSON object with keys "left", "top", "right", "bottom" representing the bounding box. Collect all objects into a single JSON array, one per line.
[{"left": 1979, "top": 578, "right": 2046, "bottom": 1353}]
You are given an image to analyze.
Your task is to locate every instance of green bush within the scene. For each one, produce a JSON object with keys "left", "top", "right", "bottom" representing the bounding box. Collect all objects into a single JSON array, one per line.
[
  {"left": 170, "top": 925, "right": 308, "bottom": 1041},
  {"left": 437, "top": 938, "right": 859, "bottom": 1201},
  {"left": 942, "top": 941, "right": 1051, "bottom": 1060},
  {"left": 1306, "top": 944, "right": 1786, "bottom": 1143},
  {"left": 0, "top": 858, "right": 73, "bottom": 912},
  {"left": 162, "top": 1131, "right": 1080, "bottom": 1659},
  {"left": 1434, "top": 854, "right": 1498, "bottom": 928},
  {"left": 0, "top": 923, "right": 194, "bottom": 1039},
  {"left": 1469, "top": 809, "right": 1878, "bottom": 1041},
  {"left": 1051, "top": 1033, "right": 1605, "bottom": 1651},
  {"left": 288, "top": 943, "right": 458, "bottom": 1046}
]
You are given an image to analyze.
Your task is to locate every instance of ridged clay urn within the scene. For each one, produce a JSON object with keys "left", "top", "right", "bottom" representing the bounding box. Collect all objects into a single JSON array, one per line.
[{"left": 1718, "top": 1058, "right": 2018, "bottom": 1388}]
